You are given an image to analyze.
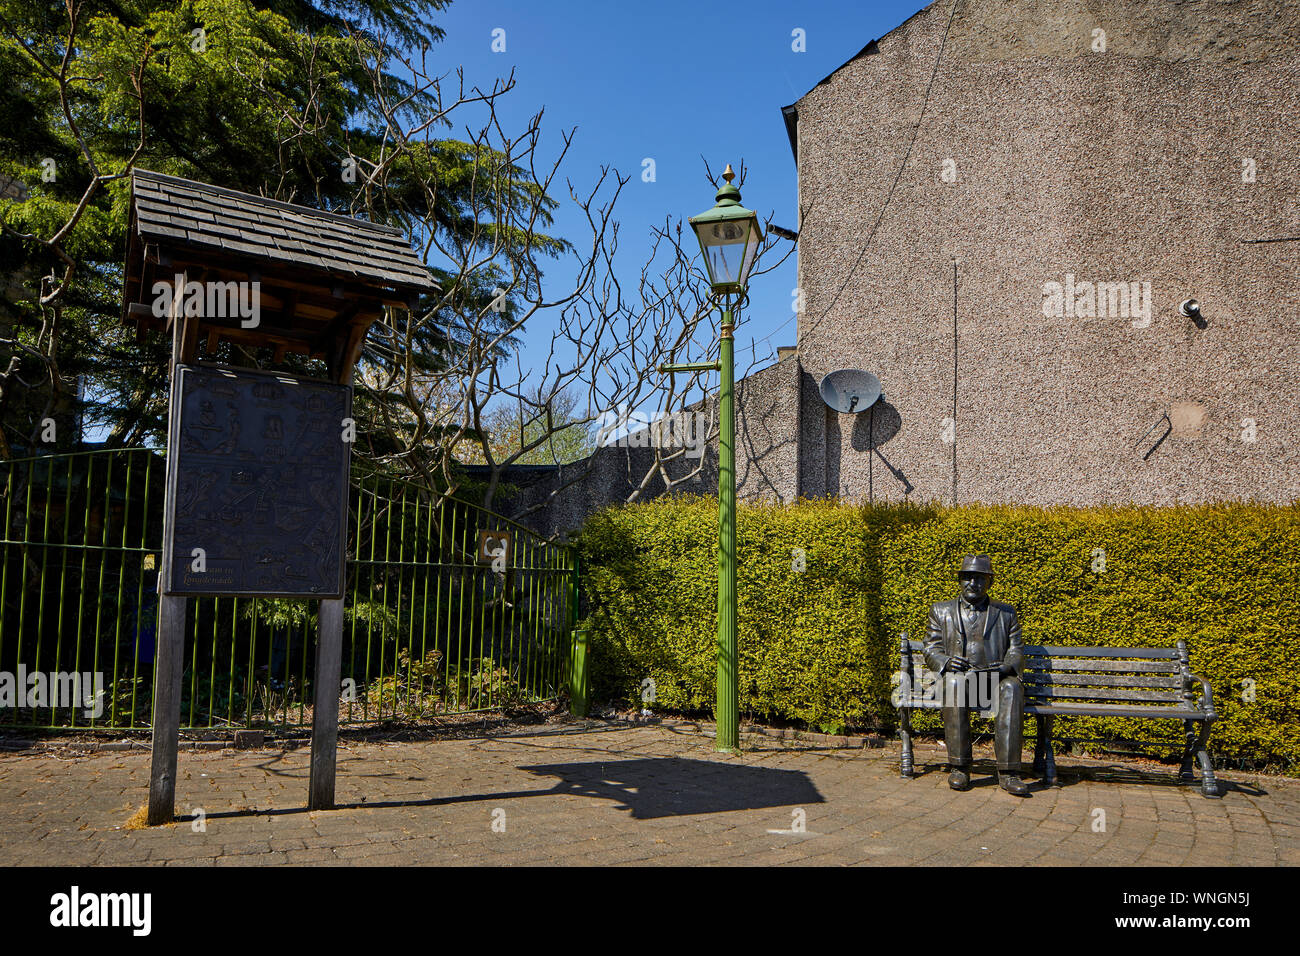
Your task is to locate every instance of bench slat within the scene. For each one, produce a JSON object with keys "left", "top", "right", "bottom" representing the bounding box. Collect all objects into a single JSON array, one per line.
[
  {"left": 907, "top": 666, "right": 1181, "bottom": 687},
  {"left": 906, "top": 640, "right": 1184, "bottom": 664},
  {"left": 1025, "top": 658, "right": 1179, "bottom": 674},
  {"left": 1025, "top": 685, "right": 1186, "bottom": 704},
  {"left": 901, "top": 697, "right": 993, "bottom": 715},
  {"left": 905, "top": 696, "right": 1208, "bottom": 717},
  {"left": 1023, "top": 672, "right": 1182, "bottom": 689},
  {"left": 1025, "top": 701, "right": 1207, "bottom": 719},
  {"left": 1025, "top": 645, "right": 1181, "bottom": 659},
  {"left": 905, "top": 696, "right": 1206, "bottom": 718}
]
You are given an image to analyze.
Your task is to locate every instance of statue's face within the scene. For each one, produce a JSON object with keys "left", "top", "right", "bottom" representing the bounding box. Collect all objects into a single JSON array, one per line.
[{"left": 959, "top": 572, "right": 991, "bottom": 603}]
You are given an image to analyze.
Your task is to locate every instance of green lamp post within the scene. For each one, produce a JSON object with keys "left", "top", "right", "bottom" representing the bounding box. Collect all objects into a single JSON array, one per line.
[{"left": 662, "top": 164, "right": 762, "bottom": 752}]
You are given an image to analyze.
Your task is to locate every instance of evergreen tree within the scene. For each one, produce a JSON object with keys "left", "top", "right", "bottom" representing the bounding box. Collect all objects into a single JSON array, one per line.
[{"left": 0, "top": 0, "right": 567, "bottom": 464}]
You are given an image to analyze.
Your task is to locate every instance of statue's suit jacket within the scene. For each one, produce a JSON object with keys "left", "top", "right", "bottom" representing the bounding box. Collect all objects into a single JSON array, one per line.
[{"left": 923, "top": 599, "right": 1024, "bottom": 679}]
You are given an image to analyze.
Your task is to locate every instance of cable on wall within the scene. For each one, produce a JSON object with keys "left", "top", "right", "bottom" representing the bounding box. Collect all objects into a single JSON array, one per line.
[{"left": 952, "top": 258, "right": 958, "bottom": 506}]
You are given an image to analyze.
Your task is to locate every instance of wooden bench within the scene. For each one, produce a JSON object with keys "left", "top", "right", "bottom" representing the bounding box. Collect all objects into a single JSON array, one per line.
[{"left": 897, "top": 636, "right": 1220, "bottom": 798}]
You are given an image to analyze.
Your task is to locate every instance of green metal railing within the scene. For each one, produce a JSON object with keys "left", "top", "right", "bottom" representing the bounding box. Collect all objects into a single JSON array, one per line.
[{"left": 0, "top": 449, "right": 578, "bottom": 731}]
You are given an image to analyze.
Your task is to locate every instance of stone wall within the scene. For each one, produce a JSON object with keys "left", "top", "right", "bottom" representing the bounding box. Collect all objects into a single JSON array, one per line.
[{"left": 477, "top": 352, "right": 802, "bottom": 538}]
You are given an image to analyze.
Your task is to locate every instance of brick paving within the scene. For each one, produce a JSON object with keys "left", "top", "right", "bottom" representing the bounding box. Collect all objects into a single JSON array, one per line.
[{"left": 1, "top": 720, "right": 1297, "bottom": 866}]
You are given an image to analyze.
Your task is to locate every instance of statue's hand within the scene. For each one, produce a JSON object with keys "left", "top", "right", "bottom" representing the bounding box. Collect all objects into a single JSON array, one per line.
[{"left": 946, "top": 656, "right": 971, "bottom": 672}]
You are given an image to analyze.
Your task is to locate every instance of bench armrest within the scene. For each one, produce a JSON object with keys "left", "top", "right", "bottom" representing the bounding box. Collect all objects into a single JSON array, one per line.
[{"left": 1185, "top": 672, "right": 1216, "bottom": 720}]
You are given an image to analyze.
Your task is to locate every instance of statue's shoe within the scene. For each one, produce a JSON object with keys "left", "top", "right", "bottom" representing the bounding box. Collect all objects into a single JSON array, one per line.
[
  {"left": 948, "top": 769, "right": 971, "bottom": 791},
  {"left": 998, "top": 772, "right": 1031, "bottom": 796}
]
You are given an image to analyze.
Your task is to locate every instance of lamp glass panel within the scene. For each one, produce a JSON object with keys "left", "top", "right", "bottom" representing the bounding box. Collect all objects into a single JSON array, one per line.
[
  {"left": 738, "top": 226, "right": 761, "bottom": 287},
  {"left": 697, "top": 218, "right": 752, "bottom": 287}
]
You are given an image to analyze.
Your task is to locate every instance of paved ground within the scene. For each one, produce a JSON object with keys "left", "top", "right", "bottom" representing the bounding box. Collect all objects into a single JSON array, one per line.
[{"left": 1, "top": 719, "right": 1297, "bottom": 866}]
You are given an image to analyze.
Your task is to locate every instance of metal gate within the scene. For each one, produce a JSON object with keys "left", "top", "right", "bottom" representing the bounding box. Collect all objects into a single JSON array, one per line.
[{"left": 0, "top": 449, "right": 577, "bottom": 731}]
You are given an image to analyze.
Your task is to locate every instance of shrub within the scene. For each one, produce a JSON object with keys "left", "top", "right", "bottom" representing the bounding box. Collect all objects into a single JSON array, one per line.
[
  {"left": 364, "top": 648, "right": 445, "bottom": 718},
  {"left": 578, "top": 497, "right": 1300, "bottom": 771}
]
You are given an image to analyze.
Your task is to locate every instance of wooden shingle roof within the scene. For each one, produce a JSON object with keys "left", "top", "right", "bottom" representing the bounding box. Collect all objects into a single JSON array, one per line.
[
  {"left": 130, "top": 168, "right": 436, "bottom": 292},
  {"left": 123, "top": 169, "right": 441, "bottom": 379}
]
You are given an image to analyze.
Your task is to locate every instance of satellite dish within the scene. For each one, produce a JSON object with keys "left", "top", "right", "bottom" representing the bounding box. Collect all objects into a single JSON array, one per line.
[{"left": 819, "top": 368, "right": 882, "bottom": 414}]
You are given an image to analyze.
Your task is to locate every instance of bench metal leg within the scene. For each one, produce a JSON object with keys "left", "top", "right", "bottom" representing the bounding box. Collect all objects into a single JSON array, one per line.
[
  {"left": 900, "top": 707, "right": 914, "bottom": 779},
  {"left": 1032, "top": 718, "right": 1045, "bottom": 774},
  {"left": 1193, "top": 719, "right": 1220, "bottom": 799},
  {"left": 1179, "top": 719, "right": 1220, "bottom": 797},
  {"left": 1033, "top": 716, "right": 1058, "bottom": 786},
  {"left": 1180, "top": 719, "right": 1197, "bottom": 781}
]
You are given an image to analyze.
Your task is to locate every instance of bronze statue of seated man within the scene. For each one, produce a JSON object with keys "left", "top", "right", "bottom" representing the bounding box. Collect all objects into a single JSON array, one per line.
[{"left": 923, "top": 554, "right": 1030, "bottom": 796}]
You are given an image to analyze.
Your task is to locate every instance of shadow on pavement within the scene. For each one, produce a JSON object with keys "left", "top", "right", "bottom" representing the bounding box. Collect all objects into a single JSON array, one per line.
[
  {"left": 908, "top": 758, "right": 1267, "bottom": 797},
  {"left": 1052, "top": 764, "right": 1265, "bottom": 798},
  {"left": 517, "top": 757, "right": 825, "bottom": 819},
  {"left": 193, "top": 755, "right": 823, "bottom": 823}
]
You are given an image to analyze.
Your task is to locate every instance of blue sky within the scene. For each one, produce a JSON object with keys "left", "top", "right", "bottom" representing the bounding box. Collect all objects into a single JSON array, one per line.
[{"left": 428, "top": 0, "right": 932, "bottom": 380}]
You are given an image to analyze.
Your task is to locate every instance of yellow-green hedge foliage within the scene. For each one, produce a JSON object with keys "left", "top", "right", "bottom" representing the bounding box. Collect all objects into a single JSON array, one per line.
[{"left": 578, "top": 497, "right": 1300, "bottom": 771}]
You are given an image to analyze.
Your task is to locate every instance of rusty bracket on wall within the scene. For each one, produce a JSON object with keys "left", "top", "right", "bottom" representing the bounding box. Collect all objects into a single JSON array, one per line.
[{"left": 1134, "top": 411, "right": 1173, "bottom": 461}]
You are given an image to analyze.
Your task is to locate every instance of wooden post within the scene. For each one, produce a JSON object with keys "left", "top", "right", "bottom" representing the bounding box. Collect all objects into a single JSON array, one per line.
[
  {"left": 145, "top": 621, "right": 181, "bottom": 828},
  {"left": 147, "top": 593, "right": 186, "bottom": 823},
  {"left": 308, "top": 597, "right": 344, "bottom": 810},
  {"left": 147, "top": 273, "right": 191, "bottom": 826},
  {"left": 309, "top": 323, "right": 361, "bottom": 810}
]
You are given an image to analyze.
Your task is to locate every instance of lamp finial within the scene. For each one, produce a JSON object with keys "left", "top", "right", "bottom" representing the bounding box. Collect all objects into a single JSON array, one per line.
[{"left": 722, "top": 164, "right": 735, "bottom": 184}]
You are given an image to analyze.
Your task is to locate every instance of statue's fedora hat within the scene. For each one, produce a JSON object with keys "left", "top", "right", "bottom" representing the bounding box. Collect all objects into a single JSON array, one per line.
[{"left": 958, "top": 553, "right": 994, "bottom": 577}]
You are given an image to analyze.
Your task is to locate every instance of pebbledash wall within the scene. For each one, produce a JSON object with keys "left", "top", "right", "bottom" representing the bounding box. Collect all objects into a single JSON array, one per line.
[
  {"left": 490, "top": 0, "right": 1300, "bottom": 538},
  {"left": 790, "top": 0, "right": 1300, "bottom": 507}
]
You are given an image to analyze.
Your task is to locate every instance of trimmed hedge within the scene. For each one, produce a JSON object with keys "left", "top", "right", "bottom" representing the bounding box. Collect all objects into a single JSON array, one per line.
[{"left": 578, "top": 497, "right": 1300, "bottom": 771}]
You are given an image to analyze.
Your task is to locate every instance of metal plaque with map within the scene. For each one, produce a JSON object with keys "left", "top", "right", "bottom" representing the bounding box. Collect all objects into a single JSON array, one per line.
[{"left": 163, "top": 365, "right": 352, "bottom": 598}]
